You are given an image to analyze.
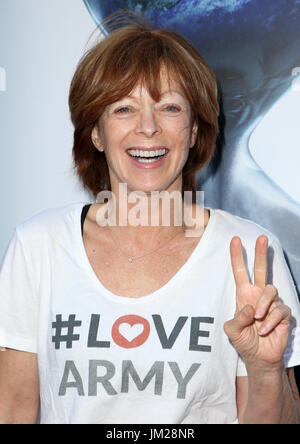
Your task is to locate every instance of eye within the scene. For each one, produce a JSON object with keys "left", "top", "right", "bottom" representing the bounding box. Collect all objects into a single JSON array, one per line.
[
  {"left": 115, "top": 106, "right": 131, "bottom": 114},
  {"left": 163, "top": 104, "right": 181, "bottom": 112}
]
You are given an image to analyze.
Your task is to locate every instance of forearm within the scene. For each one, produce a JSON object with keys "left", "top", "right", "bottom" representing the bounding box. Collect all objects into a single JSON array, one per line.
[
  {"left": 242, "top": 364, "right": 299, "bottom": 424},
  {"left": 0, "top": 400, "right": 39, "bottom": 424},
  {"left": 0, "top": 412, "right": 38, "bottom": 424}
]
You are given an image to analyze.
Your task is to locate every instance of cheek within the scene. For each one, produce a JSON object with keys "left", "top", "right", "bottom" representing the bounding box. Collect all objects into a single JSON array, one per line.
[
  {"left": 168, "top": 120, "right": 193, "bottom": 147},
  {"left": 102, "top": 122, "right": 128, "bottom": 150}
]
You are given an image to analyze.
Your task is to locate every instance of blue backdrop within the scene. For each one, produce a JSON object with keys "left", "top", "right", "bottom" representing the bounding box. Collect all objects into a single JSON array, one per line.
[{"left": 83, "top": 0, "right": 300, "bottom": 300}]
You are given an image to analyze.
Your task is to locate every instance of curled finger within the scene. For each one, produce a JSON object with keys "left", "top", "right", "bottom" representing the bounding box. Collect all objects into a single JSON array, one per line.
[
  {"left": 258, "top": 303, "right": 291, "bottom": 336},
  {"left": 254, "top": 284, "right": 279, "bottom": 320}
]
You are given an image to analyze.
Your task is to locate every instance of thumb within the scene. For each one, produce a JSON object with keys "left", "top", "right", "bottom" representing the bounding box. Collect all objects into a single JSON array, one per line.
[{"left": 224, "top": 304, "right": 255, "bottom": 342}]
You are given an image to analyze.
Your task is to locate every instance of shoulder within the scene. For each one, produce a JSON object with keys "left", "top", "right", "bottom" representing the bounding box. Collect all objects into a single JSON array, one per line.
[
  {"left": 15, "top": 201, "right": 88, "bottom": 246},
  {"left": 210, "top": 208, "right": 294, "bottom": 291},
  {"left": 211, "top": 208, "right": 281, "bottom": 248}
]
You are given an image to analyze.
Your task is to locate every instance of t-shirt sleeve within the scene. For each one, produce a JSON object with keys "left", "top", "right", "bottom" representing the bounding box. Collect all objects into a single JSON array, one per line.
[
  {"left": 0, "top": 227, "right": 38, "bottom": 353},
  {"left": 237, "top": 235, "right": 300, "bottom": 376},
  {"left": 268, "top": 236, "right": 300, "bottom": 368}
]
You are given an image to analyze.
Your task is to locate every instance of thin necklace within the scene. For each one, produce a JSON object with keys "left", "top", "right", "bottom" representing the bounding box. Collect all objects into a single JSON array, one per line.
[{"left": 108, "top": 227, "right": 184, "bottom": 263}]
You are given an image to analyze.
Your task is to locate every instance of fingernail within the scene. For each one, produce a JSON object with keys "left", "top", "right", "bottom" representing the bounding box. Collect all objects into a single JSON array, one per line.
[
  {"left": 258, "top": 325, "right": 268, "bottom": 335},
  {"left": 255, "top": 308, "right": 264, "bottom": 319}
]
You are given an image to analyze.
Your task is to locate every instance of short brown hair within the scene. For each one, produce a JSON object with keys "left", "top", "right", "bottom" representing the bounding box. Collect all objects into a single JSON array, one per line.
[{"left": 69, "top": 14, "right": 219, "bottom": 199}]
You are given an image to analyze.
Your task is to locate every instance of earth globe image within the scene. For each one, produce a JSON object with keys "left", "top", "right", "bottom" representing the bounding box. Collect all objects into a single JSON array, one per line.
[{"left": 83, "top": 0, "right": 300, "bottom": 300}]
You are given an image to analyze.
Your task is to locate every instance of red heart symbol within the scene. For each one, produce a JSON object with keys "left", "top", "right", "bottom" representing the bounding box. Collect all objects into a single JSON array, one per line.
[{"left": 111, "top": 315, "right": 150, "bottom": 348}]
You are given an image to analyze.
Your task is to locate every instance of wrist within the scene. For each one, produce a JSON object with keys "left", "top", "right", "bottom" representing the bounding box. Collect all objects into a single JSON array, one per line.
[
  {"left": 245, "top": 358, "right": 285, "bottom": 378},
  {"left": 242, "top": 362, "right": 293, "bottom": 424},
  {"left": 246, "top": 360, "right": 285, "bottom": 402}
]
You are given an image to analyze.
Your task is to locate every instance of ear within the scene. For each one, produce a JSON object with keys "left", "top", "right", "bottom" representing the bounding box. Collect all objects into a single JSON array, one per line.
[
  {"left": 190, "top": 120, "right": 198, "bottom": 149},
  {"left": 91, "top": 124, "right": 104, "bottom": 152}
]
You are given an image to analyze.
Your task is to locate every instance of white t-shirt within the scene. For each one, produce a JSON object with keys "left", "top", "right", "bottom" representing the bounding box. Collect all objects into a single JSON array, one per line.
[{"left": 0, "top": 202, "right": 300, "bottom": 424}]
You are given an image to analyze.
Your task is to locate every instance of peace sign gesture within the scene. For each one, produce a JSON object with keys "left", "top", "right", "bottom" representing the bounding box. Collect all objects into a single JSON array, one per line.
[{"left": 224, "top": 235, "right": 291, "bottom": 370}]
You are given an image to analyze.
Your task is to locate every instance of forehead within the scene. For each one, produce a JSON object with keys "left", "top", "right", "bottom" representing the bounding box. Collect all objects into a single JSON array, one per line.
[
  {"left": 126, "top": 69, "right": 187, "bottom": 100},
  {"left": 128, "top": 83, "right": 186, "bottom": 99}
]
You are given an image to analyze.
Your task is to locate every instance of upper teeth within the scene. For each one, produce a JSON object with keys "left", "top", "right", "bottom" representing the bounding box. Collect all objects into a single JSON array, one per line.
[{"left": 128, "top": 149, "right": 167, "bottom": 157}]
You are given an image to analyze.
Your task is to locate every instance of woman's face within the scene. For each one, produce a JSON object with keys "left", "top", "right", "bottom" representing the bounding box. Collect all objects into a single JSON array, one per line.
[{"left": 92, "top": 71, "right": 198, "bottom": 196}]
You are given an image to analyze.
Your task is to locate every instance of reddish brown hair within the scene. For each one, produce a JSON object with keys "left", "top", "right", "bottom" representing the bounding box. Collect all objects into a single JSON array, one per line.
[{"left": 69, "top": 14, "right": 219, "bottom": 198}]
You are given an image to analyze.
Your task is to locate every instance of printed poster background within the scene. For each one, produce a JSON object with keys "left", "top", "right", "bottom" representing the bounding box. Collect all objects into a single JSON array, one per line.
[{"left": 1, "top": 0, "right": 300, "bottom": 303}]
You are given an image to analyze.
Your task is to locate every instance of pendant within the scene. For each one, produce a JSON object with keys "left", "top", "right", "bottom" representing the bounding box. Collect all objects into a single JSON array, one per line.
[{"left": 128, "top": 257, "right": 133, "bottom": 263}]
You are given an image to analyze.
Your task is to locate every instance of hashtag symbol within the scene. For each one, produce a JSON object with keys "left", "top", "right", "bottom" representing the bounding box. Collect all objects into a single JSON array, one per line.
[{"left": 52, "top": 314, "right": 82, "bottom": 350}]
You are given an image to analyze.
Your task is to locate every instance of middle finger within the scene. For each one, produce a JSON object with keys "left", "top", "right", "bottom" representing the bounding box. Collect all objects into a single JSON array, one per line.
[{"left": 253, "top": 235, "right": 269, "bottom": 290}]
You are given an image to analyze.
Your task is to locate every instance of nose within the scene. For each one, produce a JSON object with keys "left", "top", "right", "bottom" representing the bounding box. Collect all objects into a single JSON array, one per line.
[{"left": 134, "top": 109, "right": 162, "bottom": 138}]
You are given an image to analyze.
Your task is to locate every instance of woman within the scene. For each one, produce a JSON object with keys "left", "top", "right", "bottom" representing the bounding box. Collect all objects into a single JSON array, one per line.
[{"left": 0, "top": 16, "right": 299, "bottom": 424}]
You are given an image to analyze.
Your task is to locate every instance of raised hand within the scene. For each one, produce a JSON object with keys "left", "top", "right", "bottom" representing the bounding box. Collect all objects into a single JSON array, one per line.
[{"left": 224, "top": 235, "right": 291, "bottom": 370}]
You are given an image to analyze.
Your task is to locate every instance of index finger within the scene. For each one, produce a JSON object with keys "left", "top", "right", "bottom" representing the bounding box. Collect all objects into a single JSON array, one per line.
[
  {"left": 230, "top": 236, "right": 250, "bottom": 289},
  {"left": 254, "top": 235, "right": 268, "bottom": 289}
]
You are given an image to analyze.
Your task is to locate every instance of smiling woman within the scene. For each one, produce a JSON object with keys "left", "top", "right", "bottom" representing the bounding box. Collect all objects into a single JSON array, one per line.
[{"left": 0, "top": 11, "right": 300, "bottom": 425}]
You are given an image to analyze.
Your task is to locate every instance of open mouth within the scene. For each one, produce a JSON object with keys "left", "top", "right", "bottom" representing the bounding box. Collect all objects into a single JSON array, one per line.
[{"left": 127, "top": 148, "right": 169, "bottom": 163}]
